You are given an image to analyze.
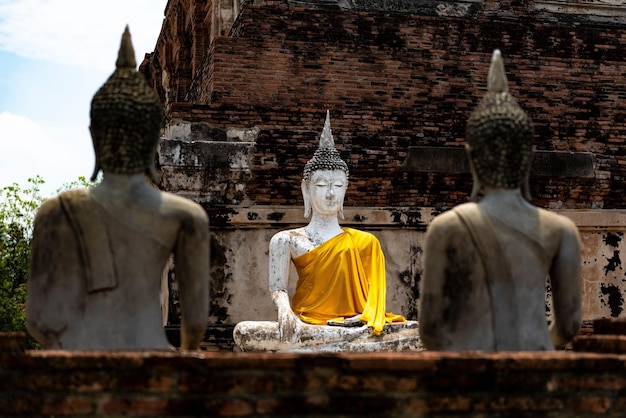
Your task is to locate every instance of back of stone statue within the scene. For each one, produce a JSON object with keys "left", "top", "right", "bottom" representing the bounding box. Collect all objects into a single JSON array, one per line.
[
  {"left": 25, "top": 27, "right": 210, "bottom": 351},
  {"left": 418, "top": 50, "right": 582, "bottom": 351}
]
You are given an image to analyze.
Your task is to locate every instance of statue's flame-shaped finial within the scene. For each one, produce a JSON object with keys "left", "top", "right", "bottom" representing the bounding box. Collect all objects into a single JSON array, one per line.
[
  {"left": 319, "top": 110, "right": 335, "bottom": 149},
  {"left": 487, "top": 49, "right": 509, "bottom": 94},
  {"left": 116, "top": 25, "right": 137, "bottom": 70},
  {"left": 90, "top": 25, "right": 163, "bottom": 182},
  {"left": 302, "top": 109, "right": 348, "bottom": 184}
]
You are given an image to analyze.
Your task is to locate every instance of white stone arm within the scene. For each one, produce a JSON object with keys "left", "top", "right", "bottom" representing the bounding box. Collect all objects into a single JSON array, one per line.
[
  {"left": 272, "top": 289, "right": 301, "bottom": 342},
  {"left": 268, "top": 232, "right": 292, "bottom": 292},
  {"left": 268, "top": 232, "right": 302, "bottom": 342}
]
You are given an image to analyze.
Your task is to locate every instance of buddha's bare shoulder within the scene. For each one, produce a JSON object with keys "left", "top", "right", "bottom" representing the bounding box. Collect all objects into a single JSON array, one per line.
[
  {"left": 157, "top": 191, "right": 208, "bottom": 224},
  {"left": 428, "top": 203, "right": 476, "bottom": 230},
  {"left": 536, "top": 207, "right": 580, "bottom": 237},
  {"left": 271, "top": 227, "right": 307, "bottom": 244},
  {"left": 270, "top": 228, "right": 319, "bottom": 258}
]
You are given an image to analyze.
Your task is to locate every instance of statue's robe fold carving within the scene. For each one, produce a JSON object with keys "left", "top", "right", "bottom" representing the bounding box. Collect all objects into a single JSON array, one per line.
[{"left": 59, "top": 189, "right": 119, "bottom": 293}]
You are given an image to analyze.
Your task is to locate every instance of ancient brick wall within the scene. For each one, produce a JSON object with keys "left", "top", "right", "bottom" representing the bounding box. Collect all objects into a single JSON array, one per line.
[
  {"left": 142, "top": 0, "right": 625, "bottom": 210},
  {"left": 139, "top": 0, "right": 626, "bottom": 331},
  {"left": 3, "top": 347, "right": 626, "bottom": 417}
]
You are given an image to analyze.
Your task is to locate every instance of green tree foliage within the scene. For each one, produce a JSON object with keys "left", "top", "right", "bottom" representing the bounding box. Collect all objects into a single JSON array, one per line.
[
  {"left": 0, "top": 175, "right": 99, "bottom": 337},
  {"left": 0, "top": 176, "right": 44, "bottom": 333}
]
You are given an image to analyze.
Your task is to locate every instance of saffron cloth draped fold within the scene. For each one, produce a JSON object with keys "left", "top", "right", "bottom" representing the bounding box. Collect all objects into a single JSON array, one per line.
[{"left": 291, "top": 227, "right": 405, "bottom": 335}]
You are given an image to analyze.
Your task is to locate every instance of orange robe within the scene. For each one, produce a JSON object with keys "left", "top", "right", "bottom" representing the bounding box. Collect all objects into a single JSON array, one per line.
[{"left": 291, "top": 227, "right": 405, "bottom": 335}]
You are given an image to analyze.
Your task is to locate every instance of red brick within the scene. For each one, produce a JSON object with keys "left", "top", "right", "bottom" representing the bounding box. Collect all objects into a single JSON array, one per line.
[
  {"left": 179, "top": 373, "right": 275, "bottom": 394},
  {"left": 568, "top": 396, "right": 612, "bottom": 414},
  {"left": 212, "top": 399, "right": 254, "bottom": 416},
  {"left": 41, "top": 396, "right": 94, "bottom": 415},
  {"left": 97, "top": 396, "right": 169, "bottom": 415},
  {"left": 143, "top": 0, "right": 626, "bottom": 210},
  {"left": 404, "top": 396, "right": 472, "bottom": 413}
]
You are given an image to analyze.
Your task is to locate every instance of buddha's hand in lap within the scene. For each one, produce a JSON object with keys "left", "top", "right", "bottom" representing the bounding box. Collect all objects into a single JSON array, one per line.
[
  {"left": 278, "top": 309, "right": 301, "bottom": 343},
  {"left": 327, "top": 314, "right": 363, "bottom": 327},
  {"left": 272, "top": 290, "right": 301, "bottom": 343}
]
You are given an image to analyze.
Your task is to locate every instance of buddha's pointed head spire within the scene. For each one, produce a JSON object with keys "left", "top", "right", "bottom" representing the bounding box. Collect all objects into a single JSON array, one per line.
[
  {"left": 319, "top": 110, "right": 335, "bottom": 149},
  {"left": 115, "top": 25, "right": 137, "bottom": 70},
  {"left": 302, "top": 110, "right": 349, "bottom": 183},
  {"left": 89, "top": 26, "right": 163, "bottom": 183},
  {"left": 487, "top": 49, "right": 509, "bottom": 94},
  {"left": 465, "top": 49, "right": 535, "bottom": 201}
]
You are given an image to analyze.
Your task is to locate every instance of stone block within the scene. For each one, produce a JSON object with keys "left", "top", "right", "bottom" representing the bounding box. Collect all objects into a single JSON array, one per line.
[{"left": 401, "top": 146, "right": 595, "bottom": 178}]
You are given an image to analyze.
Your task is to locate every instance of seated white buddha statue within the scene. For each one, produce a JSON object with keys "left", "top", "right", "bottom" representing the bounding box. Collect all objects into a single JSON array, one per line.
[{"left": 233, "top": 112, "right": 421, "bottom": 352}]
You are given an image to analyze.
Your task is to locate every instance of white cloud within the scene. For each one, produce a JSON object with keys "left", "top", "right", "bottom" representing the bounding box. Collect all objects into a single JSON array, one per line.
[
  {"left": 0, "top": 0, "right": 174, "bottom": 335},
  {"left": 0, "top": 0, "right": 166, "bottom": 71},
  {"left": 0, "top": 112, "right": 48, "bottom": 154},
  {"left": 0, "top": 111, "right": 93, "bottom": 197},
  {"left": 0, "top": 1, "right": 167, "bottom": 195}
]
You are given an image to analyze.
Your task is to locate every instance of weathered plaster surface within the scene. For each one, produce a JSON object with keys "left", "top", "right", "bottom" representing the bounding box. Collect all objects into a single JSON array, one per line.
[
  {"left": 558, "top": 210, "right": 625, "bottom": 319},
  {"left": 157, "top": 124, "right": 257, "bottom": 205},
  {"left": 211, "top": 226, "right": 422, "bottom": 323},
  {"left": 200, "top": 206, "right": 625, "bottom": 325}
]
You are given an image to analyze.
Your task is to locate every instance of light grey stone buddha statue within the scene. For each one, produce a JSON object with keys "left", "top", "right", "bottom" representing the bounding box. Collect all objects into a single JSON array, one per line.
[
  {"left": 233, "top": 112, "right": 421, "bottom": 352},
  {"left": 418, "top": 50, "right": 582, "bottom": 351},
  {"left": 26, "top": 27, "right": 210, "bottom": 351}
]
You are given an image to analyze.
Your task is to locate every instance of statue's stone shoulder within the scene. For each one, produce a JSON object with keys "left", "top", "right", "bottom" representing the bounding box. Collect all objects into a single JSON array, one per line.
[
  {"left": 427, "top": 204, "right": 475, "bottom": 235},
  {"left": 158, "top": 191, "right": 209, "bottom": 224},
  {"left": 33, "top": 191, "right": 81, "bottom": 227}
]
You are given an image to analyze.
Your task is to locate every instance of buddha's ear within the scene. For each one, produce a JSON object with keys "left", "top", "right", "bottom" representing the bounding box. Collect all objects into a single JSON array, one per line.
[
  {"left": 521, "top": 146, "right": 536, "bottom": 202},
  {"left": 89, "top": 125, "right": 101, "bottom": 182},
  {"left": 339, "top": 180, "right": 347, "bottom": 219},
  {"left": 301, "top": 180, "right": 311, "bottom": 218},
  {"left": 466, "top": 145, "right": 481, "bottom": 202}
]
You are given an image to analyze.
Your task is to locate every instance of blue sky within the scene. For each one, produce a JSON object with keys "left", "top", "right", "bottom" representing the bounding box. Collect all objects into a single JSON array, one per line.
[{"left": 0, "top": 0, "right": 166, "bottom": 197}]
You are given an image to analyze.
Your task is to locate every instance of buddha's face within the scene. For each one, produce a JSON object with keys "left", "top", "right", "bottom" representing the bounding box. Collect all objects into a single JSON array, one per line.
[{"left": 306, "top": 169, "right": 347, "bottom": 217}]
